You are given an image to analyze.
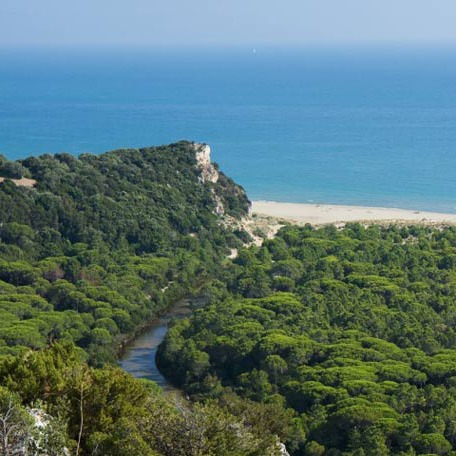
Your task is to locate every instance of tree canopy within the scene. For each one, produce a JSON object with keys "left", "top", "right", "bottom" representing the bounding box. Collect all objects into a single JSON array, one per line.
[{"left": 159, "top": 223, "right": 456, "bottom": 455}]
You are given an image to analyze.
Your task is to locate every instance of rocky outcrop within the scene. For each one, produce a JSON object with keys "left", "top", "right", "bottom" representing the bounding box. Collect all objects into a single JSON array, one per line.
[
  {"left": 193, "top": 143, "right": 225, "bottom": 215},
  {"left": 28, "top": 408, "right": 69, "bottom": 455},
  {"left": 277, "top": 442, "right": 290, "bottom": 456},
  {"left": 194, "top": 143, "right": 219, "bottom": 184}
]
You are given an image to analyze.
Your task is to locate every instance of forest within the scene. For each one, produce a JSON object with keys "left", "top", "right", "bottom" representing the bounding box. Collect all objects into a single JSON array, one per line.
[
  {"left": 0, "top": 142, "right": 284, "bottom": 455},
  {"left": 0, "top": 141, "right": 249, "bottom": 363},
  {"left": 2, "top": 142, "right": 456, "bottom": 454},
  {"left": 159, "top": 223, "right": 456, "bottom": 455}
]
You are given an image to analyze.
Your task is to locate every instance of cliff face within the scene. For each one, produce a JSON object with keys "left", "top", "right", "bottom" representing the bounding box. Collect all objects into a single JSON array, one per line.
[
  {"left": 194, "top": 143, "right": 224, "bottom": 216},
  {"left": 177, "top": 141, "right": 248, "bottom": 220},
  {"left": 192, "top": 142, "right": 251, "bottom": 219},
  {"left": 194, "top": 143, "right": 219, "bottom": 184}
]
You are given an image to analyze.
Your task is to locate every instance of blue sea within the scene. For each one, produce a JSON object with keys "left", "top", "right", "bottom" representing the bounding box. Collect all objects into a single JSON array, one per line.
[{"left": 2, "top": 46, "right": 456, "bottom": 212}]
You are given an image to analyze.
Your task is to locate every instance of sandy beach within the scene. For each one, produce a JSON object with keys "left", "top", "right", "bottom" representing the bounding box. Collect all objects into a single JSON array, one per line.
[{"left": 252, "top": 200, "right": 456, "bottom": 226}]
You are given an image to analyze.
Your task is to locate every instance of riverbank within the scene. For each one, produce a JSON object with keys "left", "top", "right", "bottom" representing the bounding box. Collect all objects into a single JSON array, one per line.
[
  {"left": 119, "top": 299, "right": 192, "bottom": 390},
  {"left": 252, "top": 200, "right": 456, "bottom": 226}
]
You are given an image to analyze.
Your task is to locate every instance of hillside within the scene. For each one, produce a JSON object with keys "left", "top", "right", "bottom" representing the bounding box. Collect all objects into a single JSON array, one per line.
[
  {"left": 3, "top": 143, "right": 456, "bottom": 454},
  {"left": 0, "top": 142, "right": 291, "bottom": 455},
  {"left": 0, "top": 141, "right": 250, "bottom": 362}
]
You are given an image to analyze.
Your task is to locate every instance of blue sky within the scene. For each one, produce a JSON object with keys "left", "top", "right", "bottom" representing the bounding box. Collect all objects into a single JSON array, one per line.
[{"left": 1, "top": 0, "right": 456, "bottom": 47}]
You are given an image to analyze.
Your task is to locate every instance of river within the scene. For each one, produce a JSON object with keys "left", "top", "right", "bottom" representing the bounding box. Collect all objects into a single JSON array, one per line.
[{"left": 118, "top": 299, "right": 191, "bottom": 390}]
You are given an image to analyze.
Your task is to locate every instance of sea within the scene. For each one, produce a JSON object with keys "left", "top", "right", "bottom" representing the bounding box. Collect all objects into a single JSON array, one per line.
[{"left": 2, "top": 46, "right": 456, "bottom": 212}]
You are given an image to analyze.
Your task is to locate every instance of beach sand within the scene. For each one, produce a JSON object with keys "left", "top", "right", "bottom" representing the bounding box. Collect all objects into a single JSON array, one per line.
[{"left": 252, "top": 201, "right": 456, "bottom": 226}]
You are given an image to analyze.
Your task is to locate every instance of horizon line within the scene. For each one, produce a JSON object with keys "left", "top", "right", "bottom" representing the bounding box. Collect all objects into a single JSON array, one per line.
[{"left": 4, "top": 41, "right": 456, "bottom": 52}]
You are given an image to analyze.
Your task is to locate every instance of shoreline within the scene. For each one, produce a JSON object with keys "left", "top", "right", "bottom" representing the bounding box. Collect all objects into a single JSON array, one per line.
[{"left": 251, "top": 200, "right": 456, "bottom": 226}]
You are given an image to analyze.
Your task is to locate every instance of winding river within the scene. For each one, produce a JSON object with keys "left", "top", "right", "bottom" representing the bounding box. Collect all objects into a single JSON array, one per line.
[
  {"left": 119, "top": 299, "right": 191, "bottom": 391},
  {"left": 120, "top": 298, "right": 291, "bottom": 455}
]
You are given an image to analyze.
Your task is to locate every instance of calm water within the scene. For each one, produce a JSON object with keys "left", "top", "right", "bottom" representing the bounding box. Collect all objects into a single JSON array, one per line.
[
  {"left": 119, "top": 299, "right": 191, "bottom": 389},
  {"left": 2, "top": 46, "right": 456, "bottom": 212}
]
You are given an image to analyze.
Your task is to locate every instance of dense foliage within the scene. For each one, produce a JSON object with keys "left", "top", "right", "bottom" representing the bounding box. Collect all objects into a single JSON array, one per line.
[
  {"left": 4, "top": 141, "right": 456, "bottom": 454},
  {"left": 0, "top": 143, "right": 298, "bottom": 455},
  {"left": 0, "top": 343, "right": 290, "bottom": 455},
  {"left": 159, "top": 223, "right": 456, "bottom": 455},
  {"left": 0, "top": 142, "right": 249, "bottom": 363}
]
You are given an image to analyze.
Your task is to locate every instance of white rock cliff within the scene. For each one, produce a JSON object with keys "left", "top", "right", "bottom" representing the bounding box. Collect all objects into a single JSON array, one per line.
[
  {"left": 193, "top": 143, "right": 225, "bottom": 215},
  {"left": 194, "top": 143, "right": 219, "bottom": 184}
]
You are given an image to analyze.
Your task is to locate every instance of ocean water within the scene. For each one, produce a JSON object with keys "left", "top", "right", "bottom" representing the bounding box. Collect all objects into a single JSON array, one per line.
[{"left": 2, "top": 46, "right": 456, "bottom": 212}]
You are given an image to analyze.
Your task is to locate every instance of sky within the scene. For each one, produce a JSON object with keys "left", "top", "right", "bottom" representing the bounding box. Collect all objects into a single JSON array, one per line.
[{"left": 1, "top": 0, "right": 456, "bottom": 48}]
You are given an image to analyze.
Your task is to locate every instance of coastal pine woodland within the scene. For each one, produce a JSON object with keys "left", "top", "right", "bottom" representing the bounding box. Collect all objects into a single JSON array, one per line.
[{"left": 1, "top": 143, "right": 456, "bottom": 455}]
